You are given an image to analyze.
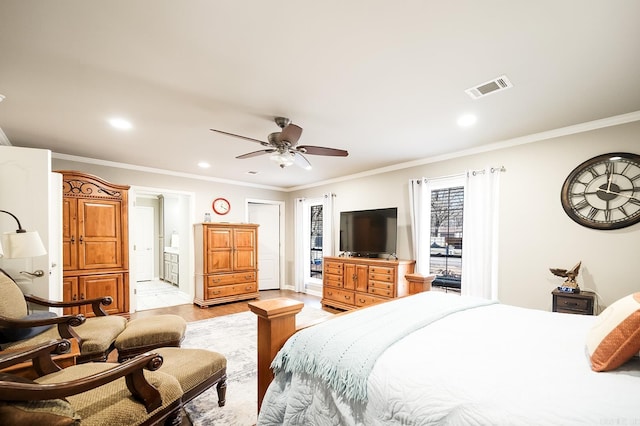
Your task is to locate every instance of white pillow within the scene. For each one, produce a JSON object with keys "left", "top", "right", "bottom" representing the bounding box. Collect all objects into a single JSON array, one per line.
[{"left": 586, "top": 293, "right": 640, "bottom": 372}]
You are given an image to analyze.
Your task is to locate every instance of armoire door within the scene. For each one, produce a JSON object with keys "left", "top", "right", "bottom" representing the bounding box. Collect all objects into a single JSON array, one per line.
[
  {"left": 77, "top": 199, "right": 123, "bottom": 270},
  {"left": 205, "top": 227, "right": 233, "bottom": 273},
  {"left": 233, "top": 228, "right": 257, "bottom": 271}
]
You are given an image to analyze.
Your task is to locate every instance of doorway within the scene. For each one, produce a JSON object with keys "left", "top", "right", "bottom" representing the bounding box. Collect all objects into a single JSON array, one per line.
[
  {"left": 247, "top": 200, "right": 284, "bottom": 290},
  {"left": 130, "top": 187, "right": 194, "bottom": 311}
]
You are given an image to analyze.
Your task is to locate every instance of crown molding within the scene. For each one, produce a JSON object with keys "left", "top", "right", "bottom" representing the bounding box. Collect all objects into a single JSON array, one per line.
[{"left": 51, "top": 152, "right": 287, "bottom": 192}]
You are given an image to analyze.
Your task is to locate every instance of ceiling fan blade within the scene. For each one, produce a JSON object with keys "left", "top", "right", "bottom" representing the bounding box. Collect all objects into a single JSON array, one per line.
[
  {"left": 293, "top": 152, "right": 313, "bottom": 170},
  {"left": 297, "top": 145, "right": 349, "bottom": 157},
  {"left": 277, "top": 124, "right": 303, "bottom": 145},
  {"left": 236, "top": 149, "right": 275, "bottom": 159},
  {"left": 211, "top": 128, "right": 267, "bottom": 145}
]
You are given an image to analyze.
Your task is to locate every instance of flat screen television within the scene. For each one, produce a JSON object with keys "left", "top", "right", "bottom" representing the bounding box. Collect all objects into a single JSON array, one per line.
[{"left": 339, "top": 207, "right": 397, "bottom": 257}]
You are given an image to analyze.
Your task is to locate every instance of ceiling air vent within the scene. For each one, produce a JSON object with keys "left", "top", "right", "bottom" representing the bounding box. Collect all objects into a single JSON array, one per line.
[{"left": 465, "top": 75, "right": 513, "bottom": 99}]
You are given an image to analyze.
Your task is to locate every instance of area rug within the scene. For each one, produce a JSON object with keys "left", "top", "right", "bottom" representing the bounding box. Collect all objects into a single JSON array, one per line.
[{"left": 181, "top": 306, "right": 334, "bottom": 425}]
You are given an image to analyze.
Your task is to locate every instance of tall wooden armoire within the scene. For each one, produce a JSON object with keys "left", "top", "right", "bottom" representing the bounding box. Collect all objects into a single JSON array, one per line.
[
  {"left": 57, "top": 171, "right": 130, "bottom": 316},
  {"left": 194, "top": 222, "right": 259, "bottom": 307}
]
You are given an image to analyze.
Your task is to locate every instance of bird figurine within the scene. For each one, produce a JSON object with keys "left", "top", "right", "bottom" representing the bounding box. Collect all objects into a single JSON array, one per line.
[{"left": 549, "top": 261, "right": 581, "bottom": 293}]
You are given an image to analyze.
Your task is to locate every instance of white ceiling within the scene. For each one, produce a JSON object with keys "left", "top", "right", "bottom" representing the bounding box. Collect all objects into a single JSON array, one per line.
[{"left": 1, "top": 1, "right": 640, "bottom": 190}]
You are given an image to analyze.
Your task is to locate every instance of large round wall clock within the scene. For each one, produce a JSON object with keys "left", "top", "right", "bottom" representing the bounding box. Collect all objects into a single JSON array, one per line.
[{"left": 561, "top": 152, "right": 640, "bottom": 230}]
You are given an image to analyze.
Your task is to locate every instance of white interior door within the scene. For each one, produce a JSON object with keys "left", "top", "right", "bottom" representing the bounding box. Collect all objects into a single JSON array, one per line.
[
  {"left": 248, "top": 203, "right": 280, "bottom": 290},
  {"left": 0, "top": 146, "right": 57, "bottom": 301},
  {"left": 134, "top": 206, "right": 154, "bottom": 281}
]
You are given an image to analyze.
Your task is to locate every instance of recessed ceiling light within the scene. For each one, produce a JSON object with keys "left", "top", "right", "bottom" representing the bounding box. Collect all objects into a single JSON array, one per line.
[
  {"left": 108, "top": 117, "right": 133, "bottom": 130},
  {"left": 198, "top": 162, "right": 211, "bottom": 168},
  {"left": 0, "top": 94, "right": 5, "bottom": 103},
  {"left": 457, "top": 114, "right": 477, "bottom": 127}
]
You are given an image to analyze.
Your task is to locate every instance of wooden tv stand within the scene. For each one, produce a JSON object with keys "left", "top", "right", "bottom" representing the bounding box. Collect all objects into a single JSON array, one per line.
[{"left": 321, "top": 256, "right": 415, "bottom": 310}]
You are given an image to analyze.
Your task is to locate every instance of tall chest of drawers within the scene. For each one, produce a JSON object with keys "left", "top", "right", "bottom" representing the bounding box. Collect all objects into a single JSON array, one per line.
[{"left": 194, "top": 223, "right": 259, "bottom": 307}]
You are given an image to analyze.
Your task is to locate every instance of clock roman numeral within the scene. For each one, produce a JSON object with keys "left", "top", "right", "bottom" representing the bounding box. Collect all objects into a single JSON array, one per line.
[
  {"left": 604, "top": 209, "right": 611, "bottom": 222},
  {"left": 587, "top": 207, "right": 599, "bottom": 220},
  {"left": 587, "top": 167, "right": 599, "bottom": 179},
  {"left": 605, "top": 162, "right": 613, "bottom": 175},
  {"left": 631, "top": 173, "right": 640, "bottom": 182},
  {"left": 573, "top": 199, "right": 589, "bottom": 211},
  {"left": 619, "top": 205, "right": 628, "bottom": 217},
  {"left": 629, "top": 198, "right": 640, "bottom": 207}
]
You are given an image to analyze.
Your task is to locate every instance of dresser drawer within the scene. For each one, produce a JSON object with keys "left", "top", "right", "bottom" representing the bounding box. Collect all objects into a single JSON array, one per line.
[
  {"left": 323, "top": 287, "right": 354, "bottom": 305},
  {"left": 324, "top": 261, "right": 344, "bottom": 275},
  {"left": 207, "top": 282, "right": 257, "bottom": 298},
  {"left": 555, "top": 296, "right": 590, "bottom": 313},
  {"left": 207, "top": 271, "right": 256, "bottom": 287},
  {"left": 355, "top": 293, "right": 387, "bottom": 308},
  {"left": 324, "top": 273, "right": 343, "bottom": 288},
  {"left": 368, "top": 285, "right": 393, "bottom": 297},
  {"left": 369, "top": 266, "right": 394, "bottom": 282}
]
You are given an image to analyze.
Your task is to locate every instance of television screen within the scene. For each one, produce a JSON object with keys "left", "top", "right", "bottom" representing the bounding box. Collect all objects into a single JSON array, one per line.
[{"left": 339, "top": 208, "right": 397, "bottom": 257}]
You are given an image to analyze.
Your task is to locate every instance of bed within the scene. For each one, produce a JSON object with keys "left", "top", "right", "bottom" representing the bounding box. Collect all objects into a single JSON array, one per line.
[{"left": 254, "top": 291, "right": 640, "bottom": 426}]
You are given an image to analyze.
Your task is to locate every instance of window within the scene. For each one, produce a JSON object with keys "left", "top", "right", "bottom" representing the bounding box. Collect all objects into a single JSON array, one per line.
[
  {"left": 295, "top": 193, "right": 334, "bottom": 295},
  {"left": 310, "top": 205, "right": 323, "bottom": 279},
  {"left": 429, "top": 186, "right": 464, "bottom": 291}
]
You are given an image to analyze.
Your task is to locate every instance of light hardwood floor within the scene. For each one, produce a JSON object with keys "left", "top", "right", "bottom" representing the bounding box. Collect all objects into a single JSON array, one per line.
[{"left": 129, "top": 289, "right": 338, "bottom": 322}]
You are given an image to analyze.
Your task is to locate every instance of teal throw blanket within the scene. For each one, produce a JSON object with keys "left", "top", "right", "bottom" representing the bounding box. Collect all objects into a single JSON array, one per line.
[{"left": 271, "top": 291, "right": 496, "bottom": 404}]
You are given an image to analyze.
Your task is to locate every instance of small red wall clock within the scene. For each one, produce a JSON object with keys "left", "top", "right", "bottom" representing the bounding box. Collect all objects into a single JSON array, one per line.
[{"left": 212, "top": 197, "right": 230, "bottom": 215}]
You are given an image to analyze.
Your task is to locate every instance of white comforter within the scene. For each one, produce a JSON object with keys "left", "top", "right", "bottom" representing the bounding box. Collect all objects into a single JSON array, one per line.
[{"left": 259, "top": 296, "right": 640, "bottom": 425}]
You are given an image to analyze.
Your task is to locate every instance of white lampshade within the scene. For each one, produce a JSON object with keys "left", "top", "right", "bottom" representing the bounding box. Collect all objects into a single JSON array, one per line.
[{"left": 0, "top": 231, "right": 47, "bottom": 258}]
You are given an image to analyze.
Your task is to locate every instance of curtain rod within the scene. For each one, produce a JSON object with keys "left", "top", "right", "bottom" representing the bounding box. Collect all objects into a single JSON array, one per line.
[{"left": 470, "top": 166, "right": 506, "bottom": 176}]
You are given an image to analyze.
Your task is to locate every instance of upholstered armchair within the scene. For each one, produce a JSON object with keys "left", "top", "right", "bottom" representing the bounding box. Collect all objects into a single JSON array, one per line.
[
  {"left": 0, "top": 339, "right": 227, "bottom": 425},
  {"left": 0, "top": 268, "right": 127, "bottom": 363},
  {"left": 0, "top": 269, "right": 186, "bottom": 364}
]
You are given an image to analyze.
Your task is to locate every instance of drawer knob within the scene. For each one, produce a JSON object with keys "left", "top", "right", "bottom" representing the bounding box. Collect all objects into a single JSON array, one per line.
[{"left": 563, "top": 301, "right": 578, "bottom": 306}]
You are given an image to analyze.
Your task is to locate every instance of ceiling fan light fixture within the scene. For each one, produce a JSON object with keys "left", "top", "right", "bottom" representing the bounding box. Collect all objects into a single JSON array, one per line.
[{"left": 270, "top": 151, "right": 295, "bottom": 168}]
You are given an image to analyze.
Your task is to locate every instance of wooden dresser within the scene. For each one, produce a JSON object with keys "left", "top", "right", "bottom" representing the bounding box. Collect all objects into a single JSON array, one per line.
[
  {"left": 321, "top": 256, "right": 415, "bottom": 310},
  {"left": 57, "top": 171, "right": 130, "bottom": 316},
  {"left": 194, "top": 223, "right": 259, "bottom": 307}
]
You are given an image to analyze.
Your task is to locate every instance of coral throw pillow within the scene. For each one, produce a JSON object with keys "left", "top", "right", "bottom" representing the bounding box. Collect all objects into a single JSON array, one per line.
[{"left": 586, "top": 293, "right": 640, "bottom": 372}]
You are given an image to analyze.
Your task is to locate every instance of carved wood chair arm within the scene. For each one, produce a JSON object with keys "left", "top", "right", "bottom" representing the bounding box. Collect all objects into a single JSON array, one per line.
[
  {"left": 0, "top": 313, "right": 85, "bottom": 350},
  {"left": 0, "top": 339, "right": 70, "bottom": 371},
  {"left": 25, "top": 294, "right": 112, "bottom": 317},
  {"left": 0, "top": 351, "right": 164, "bottom": 413},
  {"left": 0, "top": 313, "right": 85, "bottom": 329}
]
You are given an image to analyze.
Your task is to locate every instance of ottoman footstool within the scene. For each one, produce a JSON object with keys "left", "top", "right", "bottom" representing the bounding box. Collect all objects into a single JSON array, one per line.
[
  {"left": 115, "top": 314, "right": 187, "bottom": 362},
  {"left": 155, "top": 347, "right": 227, "bottom": 406}
]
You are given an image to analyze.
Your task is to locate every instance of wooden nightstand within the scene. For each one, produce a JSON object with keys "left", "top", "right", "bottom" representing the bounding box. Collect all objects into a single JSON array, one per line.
[{"left": 552, "top": 289, "right": 595, "bottom": 315}]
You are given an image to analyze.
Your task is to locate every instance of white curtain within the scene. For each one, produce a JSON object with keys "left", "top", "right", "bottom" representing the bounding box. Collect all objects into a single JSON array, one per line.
[
  {"left": 293, "top": 198, "right": 305, "bottom": 292},
  {"left": 461, "top": 168, "right": 502, "bottom": 300},
  {"left": 322, "top": 193, "right": 335, "bottom": 257},
  {"left": 408, "top": 178, "right": 431, "bottom": 274}
]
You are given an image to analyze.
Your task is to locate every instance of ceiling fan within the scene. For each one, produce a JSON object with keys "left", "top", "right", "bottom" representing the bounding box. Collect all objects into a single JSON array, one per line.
[{"left": 210, "top": 117, "right": 348, "bottom": 169}]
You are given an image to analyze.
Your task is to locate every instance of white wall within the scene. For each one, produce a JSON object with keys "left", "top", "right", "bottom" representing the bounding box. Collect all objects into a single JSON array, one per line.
[{"left": 288, "top": 120, "right": 640, "bottom": 311}]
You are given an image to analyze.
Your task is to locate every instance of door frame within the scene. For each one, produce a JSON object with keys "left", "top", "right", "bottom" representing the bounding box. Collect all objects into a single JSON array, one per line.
[{"left": 246, "top": 198, "right": 285, "bottom": 291}]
